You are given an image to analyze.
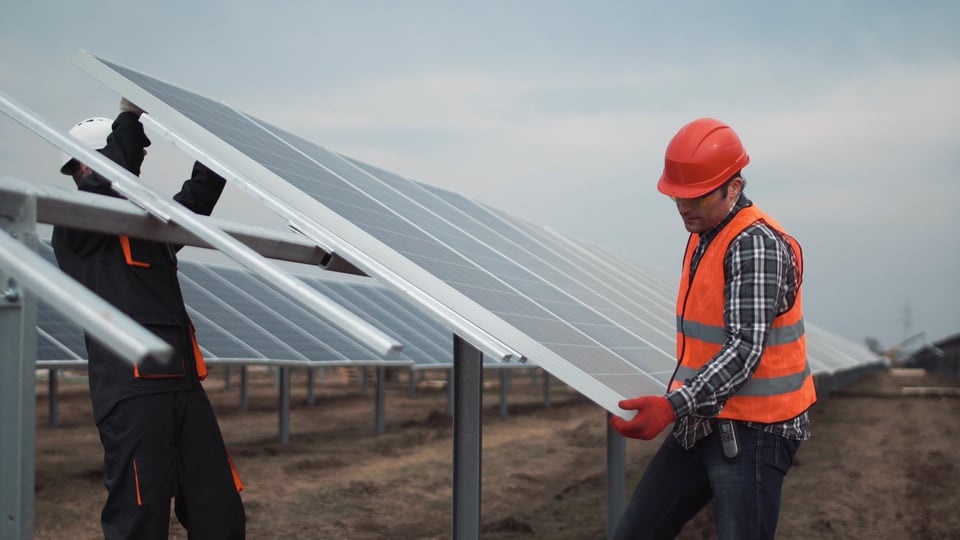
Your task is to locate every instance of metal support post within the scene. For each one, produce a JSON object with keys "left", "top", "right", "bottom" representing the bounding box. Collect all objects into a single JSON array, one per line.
[
  {"left": 240, "top": 365, "right": 249, "bottom": 412},
  {"left": 452, "top": 335, "right": 482, "bottom": 540},
  {"left": 48, "top": 369, "right": 59, "bottom": 428},
  {"left": 446, "top": 368, "right": 455, "bottom": 417},
  {"left": 374, "top": 366, "right": 386, "bottom": 435},
  {"left": 0, "top": 194, "right": 38, "bottom": 540},
  {"left": 306, "top": 368, "right": 315, "bottom": 407},
  {"left": 606, "top": 414, "right": 626, "bottom": 540},
  {"left": 543, "top": 369, "right": 552, "bottom": 409},
  {"left": 278, "top": 366, "right": 291, "bottom": 445},
  {"left": 499, "top": 369, "right": 510, "bottom": 418}
]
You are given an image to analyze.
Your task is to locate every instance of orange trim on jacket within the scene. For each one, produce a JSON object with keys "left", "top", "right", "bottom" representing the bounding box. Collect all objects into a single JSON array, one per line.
[
  {"left": 119, "top": 235, "right": 151, "bottom": 268},
  {"left": 228, "top": 454, "right": 244, "bottom": 492},
  {"left": 133, "top": 458, "right": 143, "bottom": 506},
  {"left": 190, "top": 324, "right": 207, "bottom": 380},
  {"left": 668, "top": 204, "right": 816, "bottom": 423}
]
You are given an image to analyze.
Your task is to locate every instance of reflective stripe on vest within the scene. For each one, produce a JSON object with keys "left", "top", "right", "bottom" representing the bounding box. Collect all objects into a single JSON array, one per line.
[
  {"left": 676, "top": 316, "right": 806, "bottom": 347},
  {"left": 673, "top": 363, "right": 812, "bottom": 397}
]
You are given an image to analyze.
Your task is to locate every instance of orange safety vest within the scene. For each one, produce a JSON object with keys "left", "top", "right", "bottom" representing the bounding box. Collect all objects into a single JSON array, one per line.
[{"left": 668, "top": 205, "right": 817, "bottom": 423}]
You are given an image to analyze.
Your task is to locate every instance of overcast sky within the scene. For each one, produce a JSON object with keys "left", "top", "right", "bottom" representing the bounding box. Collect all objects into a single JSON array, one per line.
[{"left": 2, "top": 1, "right": 958, "bottom": 350}]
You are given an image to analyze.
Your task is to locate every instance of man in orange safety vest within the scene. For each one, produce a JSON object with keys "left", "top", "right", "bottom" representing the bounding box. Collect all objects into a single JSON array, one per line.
[{"left": 610, "top": 118, "right": 816, "bottom": 540}]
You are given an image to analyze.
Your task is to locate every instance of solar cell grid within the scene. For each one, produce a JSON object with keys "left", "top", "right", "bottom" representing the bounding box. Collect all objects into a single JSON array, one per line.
[
  {"left": 485, "top": 204, "right": 678, "bottom": 325},
  {"left": 208, "top": 272, "right": 389, "bottom": 363},
  {"left": 200, "top": 265, "right": 359, "bottom": 363},
  {"left": 74, "top": 53, "right": 700, "bottom": 405},
  {"left": 307, "top": 280, "right": 448, "bottom": 365},
  {"left": 76, "top": 51, "right": 880, "bottom": 412},
  {"left": 177, "top": 266, "right": 307, "bottom": 361},
  {"left": 186, "top": 307, "right": 265, "bottom": 360},
  {"left": 35, "top": 302, "right": 88, "bottom": 358},
  {"left": 36, "top": 330, "right": 83, "bottom": 361},
  {"left": 367, "top": 287, "right": 452, "bottom": 348}
]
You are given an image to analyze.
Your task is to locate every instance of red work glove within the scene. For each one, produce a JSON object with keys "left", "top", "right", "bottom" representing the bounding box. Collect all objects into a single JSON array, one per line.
[{"left": 609, "top": 396, "right": 676, "bottom": 440}]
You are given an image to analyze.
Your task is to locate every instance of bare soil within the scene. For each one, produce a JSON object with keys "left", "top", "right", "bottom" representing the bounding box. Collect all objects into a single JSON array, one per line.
[{"left": 32, "top": 366, "right": 960, "bottom": 539}]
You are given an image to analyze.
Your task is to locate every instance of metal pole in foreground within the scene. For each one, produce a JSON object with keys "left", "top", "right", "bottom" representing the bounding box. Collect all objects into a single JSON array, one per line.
[
  {"left": 606, "top": 415, "right": 626, "bottom": 540},
  {"left": 0, "top": 195, "right": 38, "bottom": 540},
  {"left": 452, "top": 335, "right": 483, "bottom": 540}
]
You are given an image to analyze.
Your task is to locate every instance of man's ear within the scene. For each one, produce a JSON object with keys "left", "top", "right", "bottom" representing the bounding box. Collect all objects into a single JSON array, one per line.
[{"left": 731, "top": 177, "right": 744, "bottom": 198}]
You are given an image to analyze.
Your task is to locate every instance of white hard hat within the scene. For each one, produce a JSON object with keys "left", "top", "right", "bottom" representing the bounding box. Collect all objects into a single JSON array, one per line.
[{"left": 60, "top": 117, "right": 112, "bottom": 175}]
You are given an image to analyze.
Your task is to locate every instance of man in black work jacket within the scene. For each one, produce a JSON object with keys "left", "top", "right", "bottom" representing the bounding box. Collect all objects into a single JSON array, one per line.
[{"left": 52, "top": 98, "right": 245, "bottom": 540}]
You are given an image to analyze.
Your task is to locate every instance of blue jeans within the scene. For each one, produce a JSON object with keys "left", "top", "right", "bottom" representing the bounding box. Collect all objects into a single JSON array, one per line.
[{"left": 614, "top": 422, "right": 800, "bottom": 540}]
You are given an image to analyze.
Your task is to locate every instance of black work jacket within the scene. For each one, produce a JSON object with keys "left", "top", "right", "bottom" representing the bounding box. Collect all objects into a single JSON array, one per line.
[{"left": 52, "top": 111, "right": 226, "bottom": 423}]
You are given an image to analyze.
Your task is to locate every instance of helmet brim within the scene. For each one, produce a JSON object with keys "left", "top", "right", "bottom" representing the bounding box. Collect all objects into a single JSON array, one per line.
[{"left": 656, "top": 174, "right": 723, "bottom": 198}]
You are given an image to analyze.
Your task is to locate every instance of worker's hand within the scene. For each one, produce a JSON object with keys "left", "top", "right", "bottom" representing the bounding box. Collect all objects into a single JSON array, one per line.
[
  {"left": 119, "top": 97, "right": 146, "bottom": 116},
  {"left": 609, "top": 396, "right": 675, "bottom": 440}
]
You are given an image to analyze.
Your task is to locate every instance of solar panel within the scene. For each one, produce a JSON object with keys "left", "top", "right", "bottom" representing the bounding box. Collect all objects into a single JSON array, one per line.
[
  {"left": 35, "top": 305, "right": 88, "bottom": 360},
  {"left": 304, "top": 279, "right": 451, "bottom": 365},
  {"left": 75, "top": 51, "right": 881, "bottom": 413},
  {"left": 196, "top": 264, "right": 395, "bottom": 365},
  {"left": 805, "top": 322, "right": 881, "bottom": 374},
  {"left": 36, "top": 328, "right": 84, "bottom": 362},
  {"left": 300, "top": 276, "right": 522, "bottom": 368},
  {"left": 552, "top": 221, "right": 882, "bottom": 375},
  {"left": 186, "top": 307, "right": 265, "bottom": 361},
  {"left": 31, "top": 245, "right": 88, "bottom": 358},
  {"left": 75, "top": 51, "right": 669, "bottom": 413},
  {"left": 33, "top": 241, "right": 413, "bottom": 368},
  {"left": 410, "top": 179, "right": 678, "bottom": 355}
]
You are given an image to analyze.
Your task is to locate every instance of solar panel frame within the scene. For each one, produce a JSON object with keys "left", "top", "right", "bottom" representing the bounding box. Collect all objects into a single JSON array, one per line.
[
  {"left": 73, "top": 51, "right": 528, "bottom": 362},
  {"left": 74, "top": 51, "right": 671, "bottom": 413},
  {"left": 74, "top": 51, "right": 881, "bottom": 414}
]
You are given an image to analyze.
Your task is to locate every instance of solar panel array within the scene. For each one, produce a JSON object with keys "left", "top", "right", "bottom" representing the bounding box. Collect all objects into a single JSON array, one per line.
[
  {"left": 536, "top": 230, "right": 883, "bottom": 376},
  {"left": 34, "top": 242, "right": 441, "bottom": 368},
  {"left": 73, "top": 51, "right": 881, "bottom": 413}
]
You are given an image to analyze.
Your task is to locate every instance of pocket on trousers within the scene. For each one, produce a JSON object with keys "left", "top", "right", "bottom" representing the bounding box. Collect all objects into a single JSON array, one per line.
[{"left": 775, "top": 436, "right": 801, "bottom": 474}]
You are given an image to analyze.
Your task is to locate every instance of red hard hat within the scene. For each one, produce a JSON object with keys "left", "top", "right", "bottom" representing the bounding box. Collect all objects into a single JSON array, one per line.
[{"left": 657, "top": 118, "right": 750, "bottom": 198}]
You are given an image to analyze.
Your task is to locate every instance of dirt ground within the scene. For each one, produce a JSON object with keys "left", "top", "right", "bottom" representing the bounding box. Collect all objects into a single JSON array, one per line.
[{"left": 31, "top": 366, "right": 960, "bottom": 539}]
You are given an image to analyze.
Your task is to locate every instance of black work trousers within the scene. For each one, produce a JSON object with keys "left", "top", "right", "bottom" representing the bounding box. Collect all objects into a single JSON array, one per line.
[{"left": 96, "top": 389, "right": 245, "bottom": 540}]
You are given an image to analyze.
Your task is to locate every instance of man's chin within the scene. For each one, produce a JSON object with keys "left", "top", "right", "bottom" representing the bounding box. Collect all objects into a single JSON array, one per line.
[{"left": 683, "top": 220, "right": 702, "bottom": 233}]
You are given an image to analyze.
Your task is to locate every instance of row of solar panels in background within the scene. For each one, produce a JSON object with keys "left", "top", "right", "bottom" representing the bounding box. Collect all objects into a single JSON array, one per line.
[
  {"left": 33, "top": 241, "right": 501, "bottom": 370},
  {"left": 556, "top": 235, "right": 884, "bottom": 377},
  {"left": 35, "top": 239, "right": 879, "bottom": 378}
]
